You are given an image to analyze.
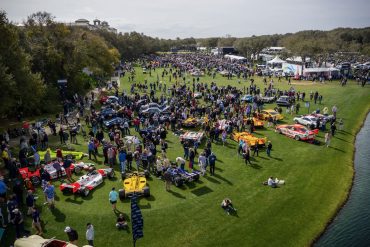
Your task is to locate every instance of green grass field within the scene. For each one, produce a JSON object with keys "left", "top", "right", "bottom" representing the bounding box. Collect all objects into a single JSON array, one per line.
[{"left": 2, "top": 68, "right": 370, "bottom": 247}]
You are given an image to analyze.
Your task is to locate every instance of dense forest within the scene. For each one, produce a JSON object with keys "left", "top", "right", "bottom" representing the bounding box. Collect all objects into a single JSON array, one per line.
[{"left": 0, "top": 10, "right": 369, "bottom": 117}]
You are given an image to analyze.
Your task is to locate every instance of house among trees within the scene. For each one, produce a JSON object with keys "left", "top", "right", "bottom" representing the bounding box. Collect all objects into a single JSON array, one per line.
[{"left": 67, "top": 18, "right": 117, "bottom": 33}]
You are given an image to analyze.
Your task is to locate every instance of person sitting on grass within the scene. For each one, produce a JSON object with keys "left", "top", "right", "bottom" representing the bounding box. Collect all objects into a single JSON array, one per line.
[
  {"left": 221, "top": 198, "right": 237, "bottom": 215},
  {"left": 267, "top": 176, "right": 277, "bottom": 188},
  {"left": 116, "top": 213, "right": 128, "bottom": 230}
]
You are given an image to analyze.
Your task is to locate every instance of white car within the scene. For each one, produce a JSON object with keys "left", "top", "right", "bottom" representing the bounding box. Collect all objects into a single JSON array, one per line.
[
  {"left": 60, "top": 168, "right": 115, "bottom": 196},
  {"left": 14, "top": 235, "right": 91, "bottom": 247},
  {"left": 180, "top": 131, "right": 204, "bottom": 143},
  {"left": 293, "top": 115, "right": 318, "bottom": 127}
]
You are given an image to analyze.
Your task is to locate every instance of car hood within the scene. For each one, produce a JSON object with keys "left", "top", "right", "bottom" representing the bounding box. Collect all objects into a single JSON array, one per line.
[{"left": 14, "top": 235, "right": 79, "bottom": 247}]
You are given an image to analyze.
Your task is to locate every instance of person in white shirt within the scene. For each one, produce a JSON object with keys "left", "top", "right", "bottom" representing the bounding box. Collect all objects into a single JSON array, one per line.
[
  {"left": 267, "top": 177, "right": 277, "bottom": 188},
  {"left": 86, "top": 223, "right": 94, "bottom": 246},
  {"left": 198, "top": 153, "right": 207, "bottom": 176}
]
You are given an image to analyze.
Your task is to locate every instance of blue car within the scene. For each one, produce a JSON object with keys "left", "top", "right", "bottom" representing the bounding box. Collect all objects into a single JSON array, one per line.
[
  {"left": 103, "top": 117, "right": 124, "bottom": 128},
  {"left": 100, "top": 108, "right": 117, "bottom": 119},
  {"left": 240, "top": 94, "right": 254, "bottom": 102}
]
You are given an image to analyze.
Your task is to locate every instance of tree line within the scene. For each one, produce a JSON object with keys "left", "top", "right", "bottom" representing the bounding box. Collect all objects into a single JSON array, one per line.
[{"left": 1, "top": 10, "right": 369, "bottom": 118}]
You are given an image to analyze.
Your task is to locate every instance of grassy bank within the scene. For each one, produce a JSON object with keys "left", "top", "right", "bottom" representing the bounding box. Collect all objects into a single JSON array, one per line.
[{"left": 2, "top": 68, "right": 370, "bottom": 247}]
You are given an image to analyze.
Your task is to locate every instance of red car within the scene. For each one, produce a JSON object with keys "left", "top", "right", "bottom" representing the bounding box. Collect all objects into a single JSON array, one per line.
[
  {"left": 19, "top": 162, "right": 82, "bottom": 186},
  {"left": 276, "top": 124, "right": 319, "bottom": 141}
]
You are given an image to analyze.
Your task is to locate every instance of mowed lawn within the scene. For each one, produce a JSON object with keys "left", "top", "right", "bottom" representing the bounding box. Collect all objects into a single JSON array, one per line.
[{"left": 3, "top": 67, "right": 370, "bottom": 247}]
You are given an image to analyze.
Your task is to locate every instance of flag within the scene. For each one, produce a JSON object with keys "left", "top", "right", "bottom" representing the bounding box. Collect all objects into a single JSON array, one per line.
[{"left": 131, "top": 194, "right": 144, "bottom": 243}]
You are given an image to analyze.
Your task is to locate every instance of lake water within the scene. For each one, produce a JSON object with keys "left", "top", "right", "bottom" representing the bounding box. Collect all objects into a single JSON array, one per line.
[{"left": 315, "top": 113, "right": 370, "bottom": 247}]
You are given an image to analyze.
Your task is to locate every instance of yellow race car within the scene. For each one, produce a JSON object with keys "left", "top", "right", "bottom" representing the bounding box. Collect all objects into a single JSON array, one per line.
[
  {"left": 182, "top": 117, "right": 199, "bottom": 127},
  {"left": 119, "top": 172, "right": 150, "bottom": 200},
  {"left": 257, "top": 109, "right": 284, "bottom": 121},
  {"left": 243, "top": 117, "right": 264, "bottom": 128},
  {"left": 38, "top": 150, "right": 86, "bottom": 161},
  {"left": 231, "top": 132, "right": 267, "bottom": 147}
]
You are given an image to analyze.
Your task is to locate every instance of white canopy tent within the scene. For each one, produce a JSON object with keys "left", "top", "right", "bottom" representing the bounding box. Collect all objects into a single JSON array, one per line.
[{"left": 267, "top": 56, "right": 285, "bottom": 64}]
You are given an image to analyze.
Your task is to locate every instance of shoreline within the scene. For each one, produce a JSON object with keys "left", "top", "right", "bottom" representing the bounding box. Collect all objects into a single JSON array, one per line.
[{"left": 310, "top": 108, "right": 370, "bottom": 246}]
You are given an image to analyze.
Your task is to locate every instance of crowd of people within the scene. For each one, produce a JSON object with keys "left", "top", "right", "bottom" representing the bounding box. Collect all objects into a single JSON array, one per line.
[{"left": 0, "top": 53, "right": 352, "bottom": 245}]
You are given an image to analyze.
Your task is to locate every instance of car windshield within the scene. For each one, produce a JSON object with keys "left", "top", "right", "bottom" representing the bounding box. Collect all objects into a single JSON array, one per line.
[
  {"left": 268, "top": 111, "right": 277, "bottom": 115},
  {"left": 297, "top": 127, "right": 308, "bottom": 132}
]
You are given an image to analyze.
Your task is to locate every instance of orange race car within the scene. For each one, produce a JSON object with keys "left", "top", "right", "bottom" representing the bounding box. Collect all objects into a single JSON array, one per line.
[
  {"left": 243, "top": 117, "right": 264, "bottom": 128},
  {"left": 231, "top": 132, "right": 267, "bottom": 147}
]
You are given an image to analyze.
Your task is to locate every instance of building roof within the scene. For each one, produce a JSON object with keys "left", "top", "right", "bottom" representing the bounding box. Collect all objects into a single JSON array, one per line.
[
  {"left": 93, "top": 19, "right": 100, "bottom": 22},
  {"left": 75, "top": 19, "right": 89, "bottom": 23}
]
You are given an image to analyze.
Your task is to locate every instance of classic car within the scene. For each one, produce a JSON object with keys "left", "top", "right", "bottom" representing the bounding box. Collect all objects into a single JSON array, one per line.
[
  {"left": 14, "top": 235, "right": 87, "bottom": 247},
  {"left": 240, "top": 95, "right": 254, "bottom": 102},
  {"left": 293, "top": 115, "right": 319, "bottom": 127},
  {"left": 119, "top": 172, "right": 150, "bottom": 200},
  {"left": 276, "top": 124, "right": 319, "bottom": 141},
  {"left": 276, "top": 96, "right": 293, "bottom": 106},
  {"left": 60, "top": 168, "right": 115, "bottom": 196},
  {"left": 182, "top": 117, "right": 199, "bottom": 127},
  {"left": 180, "top": 131, "right": 204, "bottom": 143},
  {"left": 231, "top": 132, "right": 267, "bottom": 147},
  {"left": 257, "top": 109, "right": 284, "bottom": 121},
  {"left": 103, "top": 117, "right": 125, "bottom": 128}
]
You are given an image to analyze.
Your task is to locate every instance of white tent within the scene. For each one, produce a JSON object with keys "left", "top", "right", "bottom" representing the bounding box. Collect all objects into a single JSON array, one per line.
[{"left": 267, "top": 56, "right": 285, "bottom": 64}]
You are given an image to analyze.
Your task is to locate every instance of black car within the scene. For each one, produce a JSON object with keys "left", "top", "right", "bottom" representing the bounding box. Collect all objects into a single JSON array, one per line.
[{"left": 276, "top": 96, "right": 293, "bottom": 106}]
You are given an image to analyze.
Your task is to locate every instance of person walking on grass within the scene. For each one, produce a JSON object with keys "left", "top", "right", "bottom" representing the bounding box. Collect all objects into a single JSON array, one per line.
[
  {"left": 252, "top": 143, "right": 259, "bottom": 157},
  {"left": 163, "top": 169, "right": 172, "bottom": 191},
  {"left": 32, "top": 206, "right": 43, "bottom": 235},
  {"left": 325, "top": 132, "right": 332, "bottom": 147},
  {"left": 243, "top": 148, "right": 252, "bottom": 165},
  {"left": 198, "top": 152, "right": 207, "bottom": 176},
  {"left": 221, "top": 130, "right": 227, "bottom": 146},
  {"left": 44, "top": 182, "right": 55, "bottom": 209},
  {"left": 208, "top": 152, "right": 217, "bottom": 176},
  {"left": 64, "top": 226, "right": 78, "bottom": 245},
  {"left": 88, "top": 139, "right": 97, "bottom": 161},
  {"left": 266, "top": 141, "right": 272, "bottom": 157},
  {"left": 86, "top": 223, "right": 94, "bottom": 246},
  {"left": 109, "top": 187, "right": 119, "bottom": 211}
]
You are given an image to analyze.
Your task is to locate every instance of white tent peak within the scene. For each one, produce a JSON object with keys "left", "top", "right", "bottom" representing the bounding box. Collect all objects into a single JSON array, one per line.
[{"left": 267, "top": 56, "right": 285, "bottom": 64}]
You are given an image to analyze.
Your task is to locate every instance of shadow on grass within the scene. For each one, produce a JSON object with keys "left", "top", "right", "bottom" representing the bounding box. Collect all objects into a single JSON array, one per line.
[
  {"left": 204, "top": 175, "right": 221, "bottom": 184},
  {"left": 335, "top": 136, "right": 350, "bottom": 143},
  {"left": 213, "top": 173, "right": 233, "bottom": 185},
  {"left": 215, "top": 166, "right": 224, "bottom": 171},
  {"left": 169, "top": 190, "right": 186, "bottom": 199},
  {"left": 330, "top": 146, "right": 346, "bottom": 153},
  {"left": 271, "top": 157, "right": 283, "bottom": 161},
  {"left": 191, "top": 186, "right": 213, "bottom": 197},
  {"left": 50, "top": 207, "right": 66, "bottom": 222},
  {"left": 249, "top": 163, "right": 262, "bottom": 169},
  {"left": 65, "top": 197, "right": 84, "bottom": 205},
  {"left": 185, "top": 181, "right": 196, "bottom": 189}
]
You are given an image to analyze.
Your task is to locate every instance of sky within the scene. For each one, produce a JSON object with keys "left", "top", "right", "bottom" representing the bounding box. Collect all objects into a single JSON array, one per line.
[{"left": 1, "top": 0, "right": 370, "bottom": 39}]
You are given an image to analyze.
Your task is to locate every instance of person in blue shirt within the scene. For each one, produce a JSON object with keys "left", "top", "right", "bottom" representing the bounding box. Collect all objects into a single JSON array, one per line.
[
  {"left": 43, "top": 182, "right": 55, "bottom": 208},
  {"left": 208, "top": 152, "right": 217, "bottom": 176},
  {"left": 118, "top": 149, "right": 127, "bottom": 174},
  {"left": 0, "top": 176, "right": 7, "bottom": 201},
  {"left": 109, "top": 187, "right": 119, "bottom": 211},
  {"left": 88, "top": 139, "right": 97, "bottom": 161}
]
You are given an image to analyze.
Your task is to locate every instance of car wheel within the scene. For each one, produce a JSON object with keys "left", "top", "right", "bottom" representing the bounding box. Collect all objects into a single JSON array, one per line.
[
  {"left": 295, "top": 135, "right": 300, "bottom": 141},
  {"left": 108, "top": 170, "right": 115, "bottom": 179},
  {"left": 82, "top": 188, "right": 90, "bottom": 197},
  {"left": 74, "top": 166, "right": 82, "bottom": 174},
  {"left": 174, "top": 176, "right": 183, "bottom": 187},
  {"left": 31, "top": 176, "right": 41, "bottom": 186},
  {"left": 143, "top": 187, "right": 150, "bottom": 197},
  {"left": 119, "top": 189, "right": 125, "bottom": 200}
]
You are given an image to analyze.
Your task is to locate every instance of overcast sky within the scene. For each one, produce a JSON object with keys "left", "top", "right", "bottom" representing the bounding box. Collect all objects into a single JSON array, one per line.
[{"left": 2, "top": 0, "right": 370, "bottom": 39}]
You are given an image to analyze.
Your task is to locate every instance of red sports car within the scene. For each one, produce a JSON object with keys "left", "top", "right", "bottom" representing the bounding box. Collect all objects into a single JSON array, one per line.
[{"left": 276, "top": 124, "right": 319, "bottom": 141}]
